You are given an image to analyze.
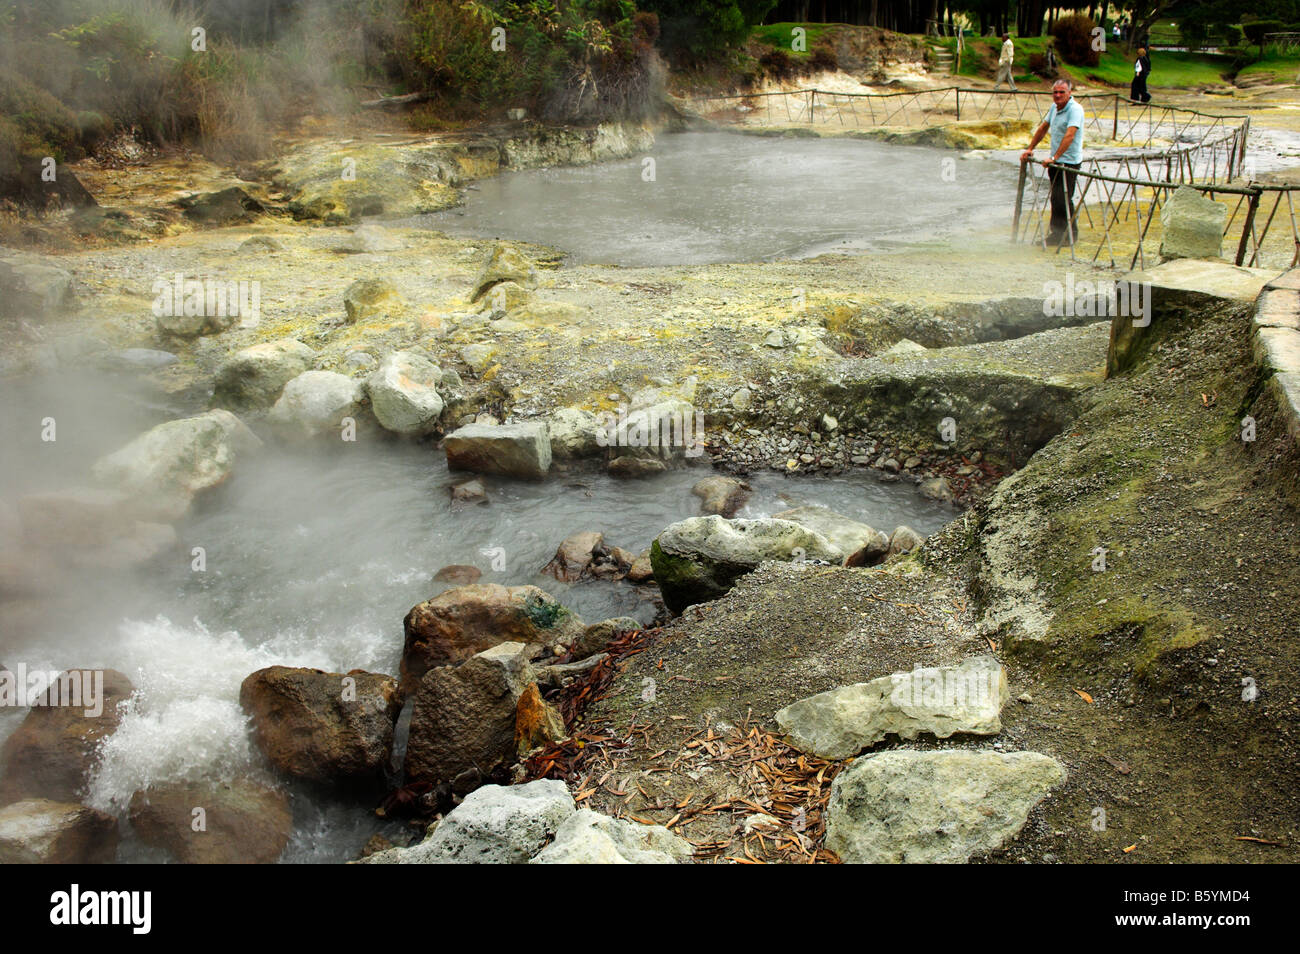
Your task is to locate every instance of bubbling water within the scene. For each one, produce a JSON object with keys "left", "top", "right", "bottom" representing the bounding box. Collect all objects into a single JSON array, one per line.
[{"left": 1, "top": 369, "right": 956, "bottom": 861}]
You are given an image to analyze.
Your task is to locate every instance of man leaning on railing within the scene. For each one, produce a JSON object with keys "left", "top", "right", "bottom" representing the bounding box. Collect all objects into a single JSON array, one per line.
[{"left": 1020, "top": 79, "right": 1084, "bottom": 247}]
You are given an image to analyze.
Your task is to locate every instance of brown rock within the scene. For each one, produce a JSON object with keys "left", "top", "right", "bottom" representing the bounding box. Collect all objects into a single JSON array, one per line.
[
  {"left": 888, "top": 525, "right": 925, "bottom": 557},
  {"left": 450, "top": 479, "right": 488, "bottom": 505},
  {"left": 404, "top": 642, "right": 534, "bottom": 786},
  {"left": 608, "top": 455, "right": 667, "bottom": 478},
  {"left": 238, "top": 667, "right": 400, "bottom": 789},
  {"left": 627, "top": 549, "right": 655, "bottom": 583},
  {"left": 542, "top": 531, "right": 604, "bottom": 582},
  {"left": 0, "top": 669, "right": 134, "bottom": 804},
  {"left": 400, "top": 584, "right": 583, "bottom": 695},
  {"left": 18, "top": 488, "right": 135, "bottom": 548},
  {"left": 515, "top": 682, "right": 566, "bottom": 756},
  {"left": 0, "top": 799, "right": 119, "bottom": 863},
  {"left": 843, "top": 533, "right": 892, "bottom": 568},
  {"left": 434, "top": 564, "right": 482, "bottom": 585},
  {"left": 357, "top": 833, "right": 395, "bottom": 859},
  {"left": 128, "top": 778, "right": 291, "bottom": 864},
  {"left": 691, "top": 476, "right": 752, "bottom": 517}
]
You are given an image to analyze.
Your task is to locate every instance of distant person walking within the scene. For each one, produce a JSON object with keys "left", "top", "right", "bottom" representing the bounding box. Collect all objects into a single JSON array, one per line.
[
  {"left": 1020, "top": 79, "right": 1084, "bottom": 246},
  {"left": 1130, "top": 47, "right": 1152, "bottom": 103},
  {"left": 994, "top": 33, "right": 1017, "bottom": 91}
]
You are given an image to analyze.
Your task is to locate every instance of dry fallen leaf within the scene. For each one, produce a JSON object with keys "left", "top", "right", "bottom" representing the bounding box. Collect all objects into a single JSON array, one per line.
[
  {"left": 1072, "top": 688, "right": 1095, "bottom": 704},
  {"left": 1123, "top": 844, "right": 1137, "bottom": 853}
]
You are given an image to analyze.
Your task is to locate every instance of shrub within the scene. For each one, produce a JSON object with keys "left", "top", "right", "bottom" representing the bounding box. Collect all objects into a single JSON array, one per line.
[
  {"left": 809, "top": 45, "right": 839, "bottom": 72},
  {"left": 1180, "top": 19, "right": 1209, "bottom": 51},
  {"left": 1243, "top": 19, "right": 1287, "bottom": 55},
  {"left": 638, "top": 0, "right": 776, "bottom": 63},
  {"left": 1028, "top": 52, "right": 1057, "bottom": 79},
  {"left": 758, "top": 48, "right": 795, "bottom": 81},
  {"left": 1051, "top": 14, "right": 1101, "bottom": 68}
]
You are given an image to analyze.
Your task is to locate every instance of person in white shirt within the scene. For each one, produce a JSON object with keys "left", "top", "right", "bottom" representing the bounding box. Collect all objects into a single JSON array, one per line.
[
  {"left": 994, "top": 33, "right": 1016, "bottom": 91},
  {"left": 1131, "top": 47, "right": 1152, "bottom": 103}
]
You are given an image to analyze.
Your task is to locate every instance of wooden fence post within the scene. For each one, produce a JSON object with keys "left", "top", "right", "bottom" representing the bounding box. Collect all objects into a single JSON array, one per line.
[
  {"left": 1012, "top": 160, "right": 1028, "bottom": 240},
  {"left": 1236, "top": 188, "right": 1262, "bottom": 266}
]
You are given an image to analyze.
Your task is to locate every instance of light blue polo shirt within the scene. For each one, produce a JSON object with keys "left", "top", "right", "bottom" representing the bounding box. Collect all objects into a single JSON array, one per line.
[{"left": 1045, "top": 97, "right": 1085, "bottom": 164}]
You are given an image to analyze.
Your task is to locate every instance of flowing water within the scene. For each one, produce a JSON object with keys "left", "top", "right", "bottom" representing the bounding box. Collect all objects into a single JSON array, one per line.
[
  {"left": 422, "top": 131, "right": 1020, "bottom": 266},
  {"left": 0, "top": 369, "right": 955, "bottom": 861}
]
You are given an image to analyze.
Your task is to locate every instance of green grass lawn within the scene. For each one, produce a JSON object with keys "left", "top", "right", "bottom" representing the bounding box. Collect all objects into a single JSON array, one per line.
[
  {"left": 937, "top": 34, "right": 1238, "bottom": 89},
  {"left": 1237, "top": 50, "right": 1300, "bottom": 84},
  {"left": 748, "top": 23, "right": 1298, "bottom": 90},
  {"left": 751, "top": 22, "right": 835, "bottom": 51}
]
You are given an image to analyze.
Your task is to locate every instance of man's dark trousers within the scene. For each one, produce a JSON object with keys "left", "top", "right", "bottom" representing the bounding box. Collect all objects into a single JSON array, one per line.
[{"left": 1047, "top": 162, "right": 1080, "bottom": 245}]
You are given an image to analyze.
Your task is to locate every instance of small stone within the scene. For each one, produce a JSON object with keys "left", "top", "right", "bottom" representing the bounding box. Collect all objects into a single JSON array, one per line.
[
  {"left": 450, "top": 479, "right": 488, "bottom": 505},
  {"left": 919, "top": 476, "right": 954, "bottom": 503}
]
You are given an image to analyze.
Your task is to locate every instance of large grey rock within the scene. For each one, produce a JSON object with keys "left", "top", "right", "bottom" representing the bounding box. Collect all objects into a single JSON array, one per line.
[
  {"left": 773, "top": 505, "right": 889, "bottom": 562},
  {"left": 472, "top": 244, "right": 537, "bottom": 302},
  {"left": 650, "top": 515, "right": 842, "bottom": 614},
  {"left": 0, "top": 799, "right": 118, "bottom": 863},
  {"left": 212, "top": 339, "right": 316, "bottom": 412},
  {"left": 444, "top": 421, "right": 551, "bottom": 479},
  {"left": 825, "top": 749, "right": 1066, "bottom": 863},
  {"left": 546, "top": 407, "right": 602, "bottom": 459},
  {"left": 360, "top": 779, "right": 574, "bottom": 864},
  {"left": 268, "top": 370, "right": 365, "bottom": 439},
  {"left": 776, "top": 656, "right": 1009, "bottom": 759},
  {"left": 91, "top": 410, "right": 261, "bottom": 520},
  {"left": 366, "top": 351, "right": 445, "bottom": 435},
  {"left": 404, "top": 642, "right": 535, "bottom": 786},
  {"left": 1159, "top": 186, "right": 1226, "bottom": 261},
  {"left": 531, "top": 808, "right": 693, "bottom": 864}
]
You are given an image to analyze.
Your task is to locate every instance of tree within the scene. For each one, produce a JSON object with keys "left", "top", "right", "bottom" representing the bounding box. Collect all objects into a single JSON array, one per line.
[{"left": 638, "top": 0, "right": 776, "bottom": 61}]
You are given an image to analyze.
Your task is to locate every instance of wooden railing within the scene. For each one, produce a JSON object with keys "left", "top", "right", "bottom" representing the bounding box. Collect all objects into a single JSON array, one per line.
[{"left": 1012, "top": 162, "right": 1300, "bottom": 270}]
